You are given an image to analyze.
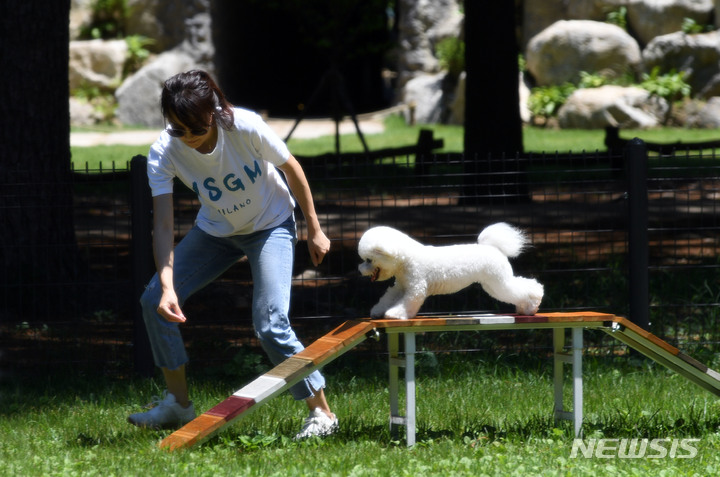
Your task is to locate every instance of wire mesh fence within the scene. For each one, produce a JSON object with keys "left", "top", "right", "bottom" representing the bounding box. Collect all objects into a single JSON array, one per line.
[{"left": 1, "top": 142, "right": 719, "bottom": 374}]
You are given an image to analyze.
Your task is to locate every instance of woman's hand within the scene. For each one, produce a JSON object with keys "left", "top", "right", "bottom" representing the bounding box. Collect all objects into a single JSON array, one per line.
[
  {"left": 151, "top": 194, "right": 186, "bottom": 323},
  {"left": 157, "top": 288, "right": 187, "bottom": 323},
  {"left": 308, "top": 229, "right": 331, "bottom": 266}
]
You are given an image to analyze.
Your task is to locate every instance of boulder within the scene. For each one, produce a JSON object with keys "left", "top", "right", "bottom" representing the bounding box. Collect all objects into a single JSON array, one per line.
[
  {"left": 126, "top": 0, "right": 211, "bottom": 53},
  {"left": 522, "top": 0, "right": 567, "bottom": 49},
  {"left": 686, "top": 96, "right": 720, "bottom": 127},
  {"left": 566, "top": 0, "right": 628, "bottom": 22},
  {"left": 396, "top": 0, "right": 463, "bottom": 88},
  {"left": 519, "top": 72, "right": 532, "bottom": 124},
  {"left": 70, "top": 0, "right": 93, "bottom": 39},
  {"left": 642, "top": 30, "right": 720, "bottom": 99},
  {"left": 401, "top": 72, "right": 446, "bottom": 124},
  {"left": 522, "top": 0, "right": 627, "bottom": 49},
  {"left": 448, "top": 71, "right": 465, "bottom": 125},
  {"left": 627, "top": 0, "right": 714, "bottom": 46},
  {"left": 69, "top": 39, "right": 128, "bottom": 92},
  {"left": 69, "top": 97, "right": 103, "bottom": 126},
  {"left": 115, "top": 49, "right": 202, "bottom": 128},
  {"left": 526, "top": 20, "right": 642, "bottom": 86},
  {"left": 558, "top": 85, "right": 669, "bottom": 128},
  {"left": 115, "top": 11, "right": 215, "bottom": 127}
]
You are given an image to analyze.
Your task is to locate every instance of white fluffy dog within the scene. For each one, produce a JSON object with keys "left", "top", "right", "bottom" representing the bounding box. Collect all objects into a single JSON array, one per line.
[{"left": 357, "top": 223, "right": 544, "bottom": 319}]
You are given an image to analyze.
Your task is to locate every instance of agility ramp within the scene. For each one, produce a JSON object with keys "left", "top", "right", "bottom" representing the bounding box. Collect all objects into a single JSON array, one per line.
[{"left": 159, "top": 312, "right": 720, "bottom": 450}]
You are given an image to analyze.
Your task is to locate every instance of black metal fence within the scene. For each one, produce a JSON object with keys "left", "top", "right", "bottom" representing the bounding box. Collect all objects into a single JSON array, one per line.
[{"left": 2, "top": 139, "right": 719, "bottom": 375}]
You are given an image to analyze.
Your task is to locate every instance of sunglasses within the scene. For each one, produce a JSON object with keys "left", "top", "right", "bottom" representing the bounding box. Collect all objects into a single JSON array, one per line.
[{"left": 165, "top": 125, "right": 209, "bottom": 138}]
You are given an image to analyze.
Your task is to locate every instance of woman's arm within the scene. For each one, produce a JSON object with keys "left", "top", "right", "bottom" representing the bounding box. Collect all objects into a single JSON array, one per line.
[
  {"left": 278, "top": 155, "right": 331, "bottom": 266},
  {"left": 152, "top": 193, "right": 187, "bottom": 323}
]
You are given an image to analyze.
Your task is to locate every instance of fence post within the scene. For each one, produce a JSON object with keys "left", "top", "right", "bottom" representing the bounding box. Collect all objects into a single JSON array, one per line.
[
  {"left": 130, "top": 155, "right": 155, "bottom": 377},
  {"left": 624, "top": 138, "right": 650, "bottom": 330}
]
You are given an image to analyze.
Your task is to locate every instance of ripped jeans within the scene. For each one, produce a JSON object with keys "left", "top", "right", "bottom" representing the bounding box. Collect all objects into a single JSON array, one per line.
[{"left": 139, "top": 216, "right": 325, "bottom": 401}]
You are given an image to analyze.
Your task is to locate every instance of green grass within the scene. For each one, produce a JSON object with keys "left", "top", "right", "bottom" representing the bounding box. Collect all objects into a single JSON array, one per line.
[
  {"left": 70, "top": 117, "right": 720, "bottom": 171},
  {"left": 3, "top": 352, "right": 720, "bottom": 476},
  {"left": 71, "top": 144, "right": 150, "bottom": 171}
]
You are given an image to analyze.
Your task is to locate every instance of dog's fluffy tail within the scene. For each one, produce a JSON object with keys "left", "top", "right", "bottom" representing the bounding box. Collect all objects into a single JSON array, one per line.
[{"left": 477, "top": 222, "right": 528, "bottom": 258}]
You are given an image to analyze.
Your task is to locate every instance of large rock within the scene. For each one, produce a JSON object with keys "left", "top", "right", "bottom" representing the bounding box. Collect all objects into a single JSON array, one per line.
[
  {"left": 70, "top": 0, "right": 93, "bottom": 39},
  {"left": 627, "top": 0, "right": 714, "bottom": 46},
  {"left": 566, "top": 0, "right": 628, "bottom": 21},
  {"left": 686, "top": 96, "right": 720, "bottom": 127},
  {"left": 126, "top": 0, "right": 211, "bottom": 53},
  {"left": 526, "top": 20, "right": 642, "bottom": 86},
  {"left": 69, "top": 97, "right": 104, "bottom": 126},
  {"left": 115, "top": 50, "right": 203, "bottom": 128},
  {"left": 401, "top": 72, "right": 446, "bottom": 124},
  {"left": 522, "top": 0, "right": 567, "bottom": 50},
  {"left": 396, "top": 0, "right": 463, "bottom": 88},
  {"left": 522, "top": 0, "right": 626, "bottom": 49},
  {"left": 558, "top": 85, "right": 669, "bottom": 128},
  {"left": 518, "top": 0, "right": 628, "bottom": 49},
  {"left": 115, "top": 11, "right": 215, "bottom": 127},
  {"left": 69, "top": 39, "right": 128, "bottom": 92},
  {"left": 447, "top": 71, "right": 465, "bottom": 125},
  {"left": 642, "top": 30, "right": 720, "bottom": 99}
]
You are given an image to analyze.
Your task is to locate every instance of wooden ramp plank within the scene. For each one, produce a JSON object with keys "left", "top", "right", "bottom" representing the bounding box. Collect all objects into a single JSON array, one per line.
[
  {"left": 544, "top": 311, "right": 617, "bottom": 323},
  {"left": 160, "top": 414, "right": 226, "bottom": 451},
  {"left": 265, "top": 357, "right": 315, "bottom": 382},
  {"left": 160, "top": 311, "right": 720, "bottom": 451},
  {"left": 294, "top": 336, "right": 346, "bottom": 365},
  {"left": 205, "top": 395, "right": 254, "bottom": 421},
  {"left": 160, "top": 320, "right": 373, "bottom": 450},
  {"left": 606, "top": 324, "right": 720, "bottom": 397},
  {"left": 233, "top": 375, "right": 287, "bottom": 401},
  {"left": 610, "top": 316, "right": 681, "bottom": 356},
  {"left": 325, "top": 320, "right": 376, "bottom": 345}
]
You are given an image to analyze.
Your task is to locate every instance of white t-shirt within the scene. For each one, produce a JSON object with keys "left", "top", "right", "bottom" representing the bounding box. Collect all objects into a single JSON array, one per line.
[{"left": 147, "top": 108, "right": 295, "bottom": 237}]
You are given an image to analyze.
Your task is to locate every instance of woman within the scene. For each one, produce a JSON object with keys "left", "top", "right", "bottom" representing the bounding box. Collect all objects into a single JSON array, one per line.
[{"left": 128, "top": 70, "right": 337, "bottom": 439}]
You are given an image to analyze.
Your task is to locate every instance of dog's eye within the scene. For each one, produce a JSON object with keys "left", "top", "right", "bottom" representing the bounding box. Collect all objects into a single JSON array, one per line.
[{"left": 365, "top": 258, "right": 372, "bottom": 264}]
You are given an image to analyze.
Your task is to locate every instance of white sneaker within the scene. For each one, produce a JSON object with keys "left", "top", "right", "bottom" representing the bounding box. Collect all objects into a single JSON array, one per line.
[
  {"left": 294, "top": 407, "right": 339, "bottom": 439},
  {"left": 127, "top": 391, "right": 195, "bottom": 430}
]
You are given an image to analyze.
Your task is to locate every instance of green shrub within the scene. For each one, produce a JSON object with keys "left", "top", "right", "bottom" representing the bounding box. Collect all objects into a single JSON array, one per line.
[
  {"left": 436, "top": 37, "right": 465, "bottom": 78},
  {"left": 80, "top": 0, "right": 129, "bottom": 39},
  {"left": 528, "top": 83, "right": 576, "bottom": 119},
  {"left": 640, "top": 67, "right": 691, "bottom": 102},
  {"left": 681, "top": 17, "right": 714, "bottom": 34},
  {"left": 123, "top": 35, "right": 154, "bottom": 77},
  {"left": 577, "top": 71, "right": 609, "bottom": 89},
  {"left": 606, "top": 6, "right": 627, "bottom": 30}
]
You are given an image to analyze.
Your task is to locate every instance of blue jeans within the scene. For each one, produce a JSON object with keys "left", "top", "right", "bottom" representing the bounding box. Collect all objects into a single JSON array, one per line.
[{"left": 139, "top": 216, "right": 326, "bottom": 401}]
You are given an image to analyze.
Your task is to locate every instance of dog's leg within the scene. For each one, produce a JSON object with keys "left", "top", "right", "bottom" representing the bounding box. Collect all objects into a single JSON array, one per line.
[
  {"left": 384, "top": 293, "right": 426, "bottom": 320},
  {"left": 481, "top": 276, "right": 544, "bottom": 315},
  {"left": 383, "top": 279, "right": 427, "bottom": 319},
  {"left": 371, "top": 284, "right": 405, "bottom": 318}
]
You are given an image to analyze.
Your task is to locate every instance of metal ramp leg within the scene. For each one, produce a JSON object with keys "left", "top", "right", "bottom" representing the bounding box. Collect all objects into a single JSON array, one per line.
[
  {"left": 553, "top": 327, "right": 583, "bottom": 437},
  {"left": 388, "top": 332, "right": 416, "bottom": 446}
]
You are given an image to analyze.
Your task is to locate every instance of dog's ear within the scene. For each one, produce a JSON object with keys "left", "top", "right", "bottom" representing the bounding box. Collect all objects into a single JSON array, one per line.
[{"left": 371, "top": 247, "right": 393, "bottom": 260}]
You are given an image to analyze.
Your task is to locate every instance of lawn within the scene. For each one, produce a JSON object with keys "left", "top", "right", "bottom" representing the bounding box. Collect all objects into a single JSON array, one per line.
[
  {"left": 48, "top": 120, "right": 720, "bottom": 475},
  {"left": 70, "top": 117, "right": 720, "bottom": 171},
  {"left": 3, "top": 351, "right": 720, "bottom": 476}
]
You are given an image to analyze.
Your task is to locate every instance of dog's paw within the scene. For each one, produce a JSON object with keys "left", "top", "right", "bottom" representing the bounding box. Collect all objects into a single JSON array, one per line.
[
  {"left": 383, "top": 307, "right": 410, "bottom": 320},
  {"left": 514, "top": 281, "right": 544, "bottom": 316},
  {"left": 515, "top": 298, "right": 541, "bottom": 316},
  {"left": 384, "top": 314, "right": 409, "bottom": 320}
]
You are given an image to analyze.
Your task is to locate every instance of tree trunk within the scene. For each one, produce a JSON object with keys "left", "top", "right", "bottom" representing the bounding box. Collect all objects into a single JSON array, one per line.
[
  {"left": 0, "top": 1, "right": 80, "bottom": 320},
  {"left": 463, "top": 0, "right": 525, "bottom": 203}
]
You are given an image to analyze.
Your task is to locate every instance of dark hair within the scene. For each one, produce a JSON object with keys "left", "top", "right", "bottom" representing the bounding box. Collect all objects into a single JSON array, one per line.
[{"left": 161, "top": 70, "right": 234, "bottom": 131}]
